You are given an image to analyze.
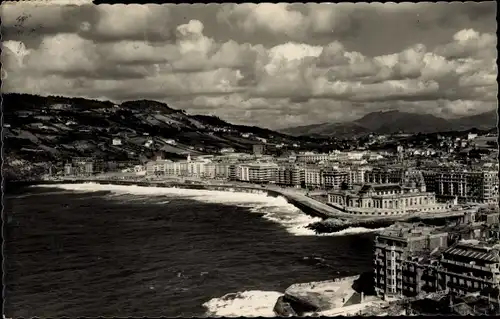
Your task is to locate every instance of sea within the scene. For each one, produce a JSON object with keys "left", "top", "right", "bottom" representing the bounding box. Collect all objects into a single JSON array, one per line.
[{"left": 4, "top": 183, "right": 381, "bottom": 317}]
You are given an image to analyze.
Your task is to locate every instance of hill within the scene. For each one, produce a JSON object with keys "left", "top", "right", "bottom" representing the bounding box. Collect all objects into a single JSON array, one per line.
[
  {"left": 280, "top": 110, "right": 498, "bottom": 137},
  {"left": 2, "top": 93, "right": 310, "bottom": 179}
]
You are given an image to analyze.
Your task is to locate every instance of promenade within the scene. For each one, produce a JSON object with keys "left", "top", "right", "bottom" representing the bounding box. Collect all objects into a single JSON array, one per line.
[{"left": 32, "top": 175, "right": 472, "bottom": 222}]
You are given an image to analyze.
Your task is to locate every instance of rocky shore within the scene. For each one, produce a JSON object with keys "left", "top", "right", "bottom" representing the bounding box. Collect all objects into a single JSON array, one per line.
[{"left": 306, "top": 213, "right": 466, "bottom": 235}]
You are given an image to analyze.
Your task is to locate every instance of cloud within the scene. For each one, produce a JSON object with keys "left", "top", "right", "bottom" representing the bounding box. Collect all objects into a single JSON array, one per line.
[
  {"left": 217, "top": 4, "right": 307, "bottom": 37},
  {"left": 435, "top": 28, "right": 497, "bottom": 60},
  {"left": 1, "top": 3, "right": 497, "bottom": 129}
]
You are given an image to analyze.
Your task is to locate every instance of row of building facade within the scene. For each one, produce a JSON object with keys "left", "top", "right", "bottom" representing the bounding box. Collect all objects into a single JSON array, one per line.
[
  {"left": 365, "top": 167, "right": 498, "bottom": 204},
  {"left": 373, "top": 212, "right": 500, "bottom": 301}
]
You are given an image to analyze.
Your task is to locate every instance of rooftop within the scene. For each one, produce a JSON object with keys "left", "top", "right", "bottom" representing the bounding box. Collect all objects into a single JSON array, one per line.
[
  {"left": 378, "top": 222, "right": 446, "bottom": 239},
  {"left": 444, "top": 241, "right": 500, "bottom": 263}
]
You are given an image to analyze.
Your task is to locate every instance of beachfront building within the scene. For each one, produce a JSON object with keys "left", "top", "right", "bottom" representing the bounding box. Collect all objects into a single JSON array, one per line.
[
  {"left": 276, "top": 164, "right": 304, "bottom": 188},
  {"left": 214, "top": 162, "right": 231, "bottom": 179},
  {"left": 327, "top": 181, "right": 450, "bottom": 216},
  {"left": 236, "top": 162, "right": 278, "bottom": 183},
  {"left": 373, "top": 223, "right": 449, "bottom": 299},
  {"left": 304, "top": 166, "right": 323, "bottom": 189},
  {"left": 328, "top": 168, "right": 452, "bottom": 216}
]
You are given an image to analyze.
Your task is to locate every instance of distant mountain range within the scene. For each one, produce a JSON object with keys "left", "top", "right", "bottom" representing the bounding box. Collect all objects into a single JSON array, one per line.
[
  {"left": 280, "top": 110, "right": 498, "bottom": 137},
  {"left": 3, "top": 93, "right": 310, "bottom": 179}
]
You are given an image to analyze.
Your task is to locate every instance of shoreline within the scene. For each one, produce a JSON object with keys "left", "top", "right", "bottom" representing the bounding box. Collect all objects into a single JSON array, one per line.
[
  {"left": 6, "top": 178, "right": 341, "bottom": 221},
  {"left": 8, "top": 178, "right": 473, "bottom": 234}
]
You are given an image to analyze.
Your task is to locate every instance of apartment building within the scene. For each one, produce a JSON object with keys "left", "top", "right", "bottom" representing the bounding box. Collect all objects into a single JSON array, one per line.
[
  {"left": 365, "top": 168, "right": 404, "bottom": 184},
  {"left": 187, "top": 160, "right": 213, "bottom": 178},
  {"left": 322, "top": 169, "right": 348, "bottom": 190},
  {"left": 373, "top": 223, "right": 449, "bottom": 299},
  {"left": 345, "top": 166, "right": 368, "bottom": 186},
  {"left": 237, "top": 162, "right": 278, "bottom": 183},
  {"left": 65, "top": 157, "right": 103, "bottom": 176},
  {"left": 304, "top": 166, "right": 323, "bottom": 189},
  {"left": 228, "top": 164, "right": 238, "bottom": 181},
  {"left": 423, "top": 169, "right": 499, "bottom": 204},
  {"left": 296, "top": 152, "right": 330, "bottom": 164},
  {"left": 146, "top": 159, "right": 172, "bottom": 176},
  {"left": 214, "top": 162, "right": 230, "bottom": 179},
  {"left": 439, "top": 241, "right": 500, "bottom": 296},
  {"left": 276, "top": 164, "right": 304, "bottom": 187}
]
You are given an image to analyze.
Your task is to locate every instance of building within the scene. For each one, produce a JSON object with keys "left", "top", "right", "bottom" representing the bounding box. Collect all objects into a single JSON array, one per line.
[
  {"left": 220, "top": 147, "right": 235, "bottom": 154},
  {"left": 64, "top": 163, "right": 73, "bottom": 176},
  {"left": 296, "top": 152, "right": 330, "bottom": 164},
  {"left": 253, "top": 144, "right": 266, "bottom": 156},
  {"left": 237, "top": 162, "right": 278, "bottom": 183},
  {"left": 328, "top": 181, "right": 450, "bottom": 216},
  {"left": 365, "top": 168, "right": 404, "bottom": 184},
  {"left": 228, "top": 163, "right": 238, "bottom": 181},
  {"left": 304, "top": 166, "right": 323, "bottom": 189},
  {"left": 467, "top": 133, "right": 478, "bottom": 140},
  {"left": 112, "top": 138, "right": 122, "bottom": 146},
  {"left": 215, "top": 162, "right": 230, "bottom": 179},
  {"left": 373, "top": 223, "right": 449, "bottom": 299},
  {"left": 146, "top": 159, "right": 171, "bottom": 176},
  {"left": 276, "top": 164, "right": 304, "bottom": 188},
  {"left": 322, "top": 169, "right": 348, "bottom": 190},
  {"left": 69, "top": 157, "right": 100, "bottom": 176},
  {"left": 345, "top": 166, "right": 368, "bottom": 186},
  {"left": 373, "top": 220, "right": 500, "bottom": 301},
  {"left": 439, "top": 240, "right": 500, "bottom": 296},
  {"left": 423, "top": 169, "right": 499, "bottom": 204}
]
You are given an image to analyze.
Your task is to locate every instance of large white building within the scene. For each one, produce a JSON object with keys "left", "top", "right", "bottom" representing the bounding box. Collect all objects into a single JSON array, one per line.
[
  {"left": 328, "top": 171, "right": 452, "bottom": 216},
  {"left": 304, "top": 166, "right": 323, "bottom": 188},
  {"left": 296, "top": 152, "right": 330, "bottom": 163},
  {"left": 236, "top": 162, "right": 278, "bottom": 183}
]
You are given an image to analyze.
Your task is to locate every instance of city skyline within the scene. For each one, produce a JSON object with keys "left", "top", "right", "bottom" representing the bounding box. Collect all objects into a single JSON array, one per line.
[{"left": 1, "top": 2, "right": 497, "bottom": 129}]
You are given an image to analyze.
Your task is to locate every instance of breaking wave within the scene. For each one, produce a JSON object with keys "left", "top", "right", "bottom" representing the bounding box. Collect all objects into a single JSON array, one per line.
[
  {"left": 39, "top": 183, "right": 324, "bottom": 236},
  {"left": 38, "top": 183, "right": 386, "bottom": 237}
]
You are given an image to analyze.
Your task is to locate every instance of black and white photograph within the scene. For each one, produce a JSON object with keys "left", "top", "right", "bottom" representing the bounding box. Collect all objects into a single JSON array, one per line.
[{"left": 2, "top": 1, "right": 499, "bottom": 317}]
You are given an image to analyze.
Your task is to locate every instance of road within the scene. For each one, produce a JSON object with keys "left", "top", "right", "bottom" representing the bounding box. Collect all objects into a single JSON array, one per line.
[{"left": 46, "top": 175, "right": 477, "bottom": 222}]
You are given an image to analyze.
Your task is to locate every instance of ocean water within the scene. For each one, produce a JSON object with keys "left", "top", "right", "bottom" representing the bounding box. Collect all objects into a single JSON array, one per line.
[{"left": 4, "top": 183, "right": 377, "bottom": 317}]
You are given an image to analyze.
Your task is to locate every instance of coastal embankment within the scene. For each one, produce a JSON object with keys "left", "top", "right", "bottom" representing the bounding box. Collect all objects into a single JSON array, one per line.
[
  {"left": 8, "top": 179, "right": 473, "bottom": 234},
  {"left": 7, "top": 179, "right": 349, "bottom": 221}
]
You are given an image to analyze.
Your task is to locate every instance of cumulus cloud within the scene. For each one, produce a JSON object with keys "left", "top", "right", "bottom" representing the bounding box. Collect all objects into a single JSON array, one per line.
[{"left": 1, "top": 3, "right": 497, "bottom": 129}]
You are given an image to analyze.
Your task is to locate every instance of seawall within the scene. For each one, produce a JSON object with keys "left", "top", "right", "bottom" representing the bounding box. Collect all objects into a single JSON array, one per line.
[
  {"left": 7, "top": 179, "right": 472, "bottom": 228},
  {"left": 5, "top": 179, "right": 334, "bottom": 220}
]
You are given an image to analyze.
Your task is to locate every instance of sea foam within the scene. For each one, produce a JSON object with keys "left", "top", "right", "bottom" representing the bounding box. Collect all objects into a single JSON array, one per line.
[{"left": 39, "top": 183, "right": 386, "bottom": 237}]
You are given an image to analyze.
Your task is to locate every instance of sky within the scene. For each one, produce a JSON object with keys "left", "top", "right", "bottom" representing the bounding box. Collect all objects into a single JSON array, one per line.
[{"left": 1, "top": 2, "right": 497, "bottom": 129}]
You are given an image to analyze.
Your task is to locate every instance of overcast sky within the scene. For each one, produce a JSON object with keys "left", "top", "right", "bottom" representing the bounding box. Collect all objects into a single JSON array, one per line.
[{"left": 1, "top": 2, "right": 497, "bottom": 129}]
